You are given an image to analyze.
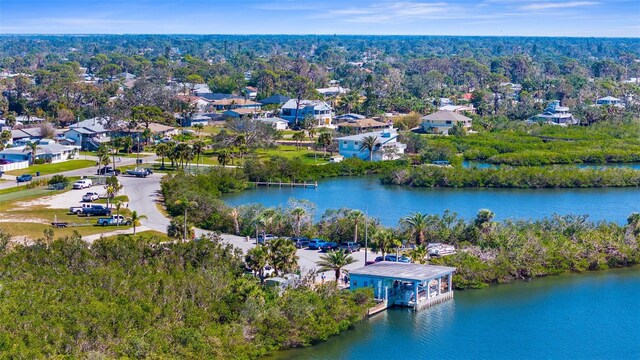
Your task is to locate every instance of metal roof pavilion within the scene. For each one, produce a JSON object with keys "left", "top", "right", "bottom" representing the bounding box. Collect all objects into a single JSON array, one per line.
[{"left": 349, "top": 262, "right": 456, "bottom": 282}]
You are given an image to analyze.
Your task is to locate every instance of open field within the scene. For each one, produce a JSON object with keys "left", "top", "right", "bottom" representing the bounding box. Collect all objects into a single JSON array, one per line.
[
  {"left": 101, "top": 229, "right": 170, "bottom": 242},
  {"left": 5, "top": 160, "right": 96, "bottom": 176}
]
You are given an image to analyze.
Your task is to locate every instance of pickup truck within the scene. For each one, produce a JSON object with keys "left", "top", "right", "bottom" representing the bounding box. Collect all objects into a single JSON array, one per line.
[
  {"left": 97, "top": 215, "right": 132, "bottom": 226},
  {"left": 73, "top": 179, "right": 93, "bottom": 189},
  {"left": 82, "top": 192, "right": 100, "bottom": 202},
  {"left": 69, "top": 203, "right": 93, "bottom": 215},
  {"left": 81, "top": 205, "right": 111, "bottom": 217},
  {"left": 97, "top": 167, "right": 121, "bottom": 176}
]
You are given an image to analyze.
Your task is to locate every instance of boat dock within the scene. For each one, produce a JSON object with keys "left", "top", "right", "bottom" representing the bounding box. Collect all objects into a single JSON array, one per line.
[
  {"left": 255, "top": 181, "right": 318, "bottom": 188},
  {"left": 349, "top": 262, "right": 456, "bottom": 314}
]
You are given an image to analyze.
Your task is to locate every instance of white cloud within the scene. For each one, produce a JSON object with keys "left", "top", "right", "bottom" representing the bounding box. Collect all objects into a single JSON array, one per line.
[
  {"left": 521, "top": 1, "right": 600, "bottom": 10},
  {"left": 321, "top": 1, "right": 461, "bottom": 23}
]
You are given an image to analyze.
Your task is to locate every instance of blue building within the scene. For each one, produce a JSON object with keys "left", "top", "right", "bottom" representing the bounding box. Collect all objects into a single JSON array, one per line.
[{"left": 335, "top": 128, "right": 406, "bottom": 161}]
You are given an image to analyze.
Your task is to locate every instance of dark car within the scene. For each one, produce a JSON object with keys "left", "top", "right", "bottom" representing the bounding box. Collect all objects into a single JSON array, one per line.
[
  {"left": 144, "top": 168, "right": 153, "bottom": 175},
  {"left": 291, "top": 237, "right": 310, "bottom": 249},
  {"left": 257, "top": 234, "right": 276, "bottom": 244},
  {"left": 375, "top": 254, "right": 411, "bottom": 263},
  {"left": 81, "top": 204, "right": 112, "bottom": 217},
  {"left": 97, "top": 166, "right": 121, "bottom": 175},
  {"left": 307, "top": 238, "right": 327, "bottom": 250},
  {"left": 320, "top": 241, "right": 339, "bottom": 252},
  {"left": 339, "top": 242, "right": 361, "bottom": 253},
  {"left": 16, "top": 174, "right": 33, "bottom": 183}
]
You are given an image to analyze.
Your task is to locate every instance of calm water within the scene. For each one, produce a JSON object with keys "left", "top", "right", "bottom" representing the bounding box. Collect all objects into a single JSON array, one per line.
[
  {"left": 272, "top": 267, "right": 640, "bottom": 360},
  {"left": 222, "top": 176, "right": 640, "bottom": 225}
]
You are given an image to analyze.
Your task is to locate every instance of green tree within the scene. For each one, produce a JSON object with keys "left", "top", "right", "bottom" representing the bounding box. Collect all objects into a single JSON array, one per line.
[
  {"left": 155, "top": 142, "right": 170, "bottom": 169},
  {"left": 372, "top": 228, "right": 401, "bottom": 259},
  {"left": 22, "top": 141, "right": 41, "bottom": 165},
  {"left": 168, "top": 216, "right": 194, "bottom": 241},
  {"left": 347, "top": 210, "right": 365, "bottom": 243},
  {"left": 292, "top": 131, "right": 306, "bottom": 151},
  {"left": 316, "top": 250, "right": 357, "bottom": 281},
  {"left": 359, "top": 135, "right": 379, "bottom": 161},
  {"left": 291, "top": 207, "right": 307, "bottom": 238},
  {"left": 407, "top": 245, "right": 428, "bottom": 264},
  {"left": 317, "top": 132, "right": 332, "bottom": 158},
  {"left": 217, "top": 149, "right": 231, "bottom": 167},
  {"left": 245, "top": 246, "right": 269, "bottom": 281},
  {"left": 269, "top": 238, "right": 298, "bottom": 275},
  {"left": 401, "top": 212, "right": 430, "bottom": 245},
  {"left": 192, "top": 140, "right": 205, "bottom": 170},
  {"left": 129, "top": 211, "right": 147, "bottom": 235}
]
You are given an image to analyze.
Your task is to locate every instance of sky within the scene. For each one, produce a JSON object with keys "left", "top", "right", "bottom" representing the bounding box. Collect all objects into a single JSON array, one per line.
[{"left": 0, "top": 0, "right": 638, "bottom": 37}]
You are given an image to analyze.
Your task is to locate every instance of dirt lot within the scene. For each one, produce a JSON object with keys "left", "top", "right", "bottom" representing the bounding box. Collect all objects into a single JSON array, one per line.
[{"left": 15, "top": 185, "right": 108, "bottom": 209}]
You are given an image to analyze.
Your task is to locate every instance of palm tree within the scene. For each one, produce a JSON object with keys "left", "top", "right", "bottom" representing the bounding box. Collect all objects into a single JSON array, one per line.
[
  {"left": 269, "top": 238, "right": 298, "bottom": 275},
  {"left": 292, "top": 131, "right": 306, "bottom": 150},
  {"left": 245, "top": 246, "right": 268, "bottom": 281},
  {"left": 130, "top": 211, "right": 147, "bottom": 235},
  {"left": 167, "top": 216, "right": 194, "bottom": 241},
  {"left": 408, "top": 245, "right": 428, "bottom": 264},
  {"left": 155, "top": 143, "right": 170, "bottom": 169},
  {"left": 317, "top": 132, "right": 332, "bottom": 158},
  {"left": 230, "top": 207, "right": 240, "bottom": 235},
  {"left": 474, "top": 209, "right": 495, "bottom": 236},
  {"left": 372, "top": 228, "right": 401, "bottom": 259},
  {"left": 96, "top": 144, "right": 111, "bottom": 174},
  {"left": 193, "top": 123, "right": 204, "bottom": 136},
  {"left": 347, "top": 210, "right": 365, "bottom": 243},
  {"left": 401, "top": 212, "right": 429, "bottom": 245},
  {"left": 291, "top": 207, "right": 306, "bottom": 237},
  {"left": 110, "top": 137, "right": 122, "bottom": 171},
  {"left": 316, "top": 250, "right": 357, "bottom": 281},
  {"left": 359, "top": 135, "right": 379, "bottom": 161},
  {"left": 217, "top": 149, "right": 231, "bottom": 167},
  {"left": 192, "top": 140, "right": 205, "bottom": 170},
  {"left": 22, "top": 141, "right": 41, "bottom": 165},
  {"left": 114, "top": 201, "right": 123, "bottom": 227}
]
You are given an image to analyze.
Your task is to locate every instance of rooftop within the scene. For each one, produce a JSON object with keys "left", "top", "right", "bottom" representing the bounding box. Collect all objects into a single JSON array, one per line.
[
  {"left": 350, "top": 262, "right": 456, "bottom": 282},
  {"left": 422, "top": 110, "right": 472, "bottom": 122},
  {"left": 336, "top": 128, "right": 398, "bottom": 142}
]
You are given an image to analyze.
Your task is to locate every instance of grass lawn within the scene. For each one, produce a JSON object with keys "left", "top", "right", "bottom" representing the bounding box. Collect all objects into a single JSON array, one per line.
[
  {"left": 6, "top": 160, "right": 96, "bottom": 176},
  {"left": 0, "top": 177, "right": 81, "bottom": 201},
  {"left": 197, "top": 125, "right": 222, "bottom": 135},
  {"left": 102, "top": 230, "right": 170, "bottom": 243},
  {"left": 79, "top": 151, "right": 152, "bottom": 158}
]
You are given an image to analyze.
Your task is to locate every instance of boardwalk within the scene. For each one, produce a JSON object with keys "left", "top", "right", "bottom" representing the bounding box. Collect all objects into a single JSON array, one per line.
[{"left": 255, "top": 181, "right": 318, "bottom": 188}]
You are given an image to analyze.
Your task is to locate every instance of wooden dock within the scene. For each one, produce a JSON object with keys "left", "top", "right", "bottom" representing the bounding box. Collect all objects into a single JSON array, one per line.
[{"left": 255, "top": 181, "right": 318, "bottom": 188}]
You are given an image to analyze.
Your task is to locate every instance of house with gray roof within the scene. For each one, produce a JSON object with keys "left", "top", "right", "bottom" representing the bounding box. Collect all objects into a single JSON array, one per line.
[
  {"left": 0, "top": 139, "right": 79, "bottom": 164},
  {"left": 421, "top": 110, "right": 473, "bottom": 134},
  {"left": 64, "top": 117, "right": 112, "bottom": 150},
  {"left": 335, "top": 128, "right": 405, "bottom": 161},
  {"left": 280, "top": 99, "right": 333, "bottom": 127}
]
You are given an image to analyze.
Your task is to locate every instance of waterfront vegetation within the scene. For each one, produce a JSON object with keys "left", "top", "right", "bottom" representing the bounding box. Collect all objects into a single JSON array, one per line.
[
  {"left": 380, "top": 165, "right": 640, "bottom": 188},
  {"left": 0, "top": 231, "right": 374, "bottom": 358}
]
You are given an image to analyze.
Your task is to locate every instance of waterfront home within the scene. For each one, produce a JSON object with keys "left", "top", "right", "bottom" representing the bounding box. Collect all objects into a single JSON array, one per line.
[
  {"left": 255, "top": 117, "right": 289, "bottom": 130},
  {"left": 595, "top": 96, "right": 624, "bottom": 108},
  {"left": 337, "top": 118, "right": 391, "bottom": 134},
  {"left": 0, "top": 139, "right": 79, "bottom": 164},
  {"left": 280, "top": 99, "right": 333, "bottom": 127},
  {"left": 335, "top": 128, "right": 406, "bottom": 161},
  {"left": 349, "top": 262, "right": 456, "bottom": 311},
  {"left": 529, "top": 100, "right": 578, "bottom": 125},
  {"left": 421, "top": 110, "right": 473, "bottom": 135}
]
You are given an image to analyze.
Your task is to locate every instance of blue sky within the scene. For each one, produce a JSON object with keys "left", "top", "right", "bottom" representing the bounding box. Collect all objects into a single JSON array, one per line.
[{"left": 0, "top": 0, "right": 638, "bottom": 37}]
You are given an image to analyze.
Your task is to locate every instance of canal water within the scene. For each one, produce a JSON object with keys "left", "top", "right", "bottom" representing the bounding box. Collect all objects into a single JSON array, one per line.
[
  {"left": 222, "top": 176, "right": 640, "bottom": 225},
  {"left": 271, "top": 266, "right": 640, "bottom": 360}
]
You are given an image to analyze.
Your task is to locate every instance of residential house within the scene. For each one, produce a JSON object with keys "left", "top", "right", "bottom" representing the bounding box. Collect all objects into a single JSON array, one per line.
[
  {"left": 529, "top": 101, "right": 578, "bottom": 125},
  {"left": 222, "top": 108, "right": 261, "bottom": 118},
  {"left": 243, "top": 86, "right": 258, "bottom": 99},
  {"left": 255, "top": 117, "right": 289, "bottom": 130},
  {"left": 0, "top": 139, "right": 79, "bottom": 164},
  {"left": 595, "top": 96, "right": 624, "bottom": 108},
  {"left": 199, "top": 93, "right": 243, "bottom": 102},
  {"left": 11, "top": 128, "right": 44, "bottom": 146},
  {"left": 211, "top": 98, "right": 261, "bottom": 111},
  {"left": 334, "top": 113, "right": 366, "bottom": 122},
  {"left": 337, "top": 118, "right": 391, "bottom": 133},
  {"left": 259, "top": 94, "right": 291, "bottom": 106},
  {"left": 280, "top": 99, "right": 333, "bottom": 127},
  {"left": 176, "top": 95, "right": 211, "bottom": 112},
  {"left": 63, "top": 117, "right": 111, "bottom": 150},
  {"left": 421, "top": 111, "right": 473, "bottom": 134},
  {"left": 317, "top": 86, "right": 349, "bottom": 97},
  {"left": 179, "top": 113, "right": 210, "bottom": 127},
  {"left": 438, "top": 104, "right": 476, "bottom": 115},
  {"left": 128, "top": 122, "right": 178, "bottom": 139},
  {"left": 335, "top": 128, "right": 406, "bottom": 161}
]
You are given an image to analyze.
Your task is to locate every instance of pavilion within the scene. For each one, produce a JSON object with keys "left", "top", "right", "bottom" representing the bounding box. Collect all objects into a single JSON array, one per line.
[{"left": 349, "top": 262, "right": 456, "bottom": 311}]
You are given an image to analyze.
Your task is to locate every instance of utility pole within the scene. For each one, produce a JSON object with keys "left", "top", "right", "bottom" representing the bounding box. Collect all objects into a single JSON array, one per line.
[
  {"left": 364, "top": 206, "right": 369, "bottom": 264},
  {"left": 184, "top": 206, "right": 187, "bottom": 243}
]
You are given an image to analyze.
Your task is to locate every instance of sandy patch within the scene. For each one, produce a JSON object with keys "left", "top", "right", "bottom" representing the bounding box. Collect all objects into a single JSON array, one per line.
[{"left": 15, "top": 187, "right": 108, "bottom": 209}]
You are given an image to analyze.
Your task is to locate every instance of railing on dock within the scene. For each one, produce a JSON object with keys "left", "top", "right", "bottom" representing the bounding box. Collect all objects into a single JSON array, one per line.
[
  {"left": 415, "top": 291, "right": 454, "bottom": 311},
  {"left": 255, "top": 181, "right": 318, "bottom": 188}
]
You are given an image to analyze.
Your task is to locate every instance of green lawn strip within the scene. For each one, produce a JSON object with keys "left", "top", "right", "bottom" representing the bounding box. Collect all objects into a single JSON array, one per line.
[
  {"left": 6, "top": 160, "right": 96, "bottom": 176},
  {"left": 101, "top": 230, "right": 170, "bottom": 243},
  {"left": 0, "top": 178, "right": 81, "bottom": 201},
  {"left": 0, "top": 221, "right": 133, "bottom": 240}
]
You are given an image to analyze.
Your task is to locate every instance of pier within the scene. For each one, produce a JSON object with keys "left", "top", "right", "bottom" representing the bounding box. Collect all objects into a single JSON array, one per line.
[
  {"left": 349, "top": 262, "right": 456, "bottom": 313},
  {"left": 255, "top": 181, "right": 318, "bottom": 188}
]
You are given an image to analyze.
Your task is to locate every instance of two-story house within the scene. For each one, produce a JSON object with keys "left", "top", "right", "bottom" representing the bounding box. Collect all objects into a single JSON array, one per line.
[
  {"left": 64, "top": 117, "right": 112, "bottom": 150},
  {"left": 280, "top": 99, "right": 333, "bottom": 127},
  {"left": 335, "top": 128, "right": 406, "bottom": 161},
  {"left": 421, "top": 110, "right": 473, "bottom": 134}
]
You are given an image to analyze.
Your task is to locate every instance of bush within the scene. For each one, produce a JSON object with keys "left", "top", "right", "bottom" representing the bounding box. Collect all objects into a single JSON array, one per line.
[{"left": 34, "top": 158, "right": 45, "bottom": 165}]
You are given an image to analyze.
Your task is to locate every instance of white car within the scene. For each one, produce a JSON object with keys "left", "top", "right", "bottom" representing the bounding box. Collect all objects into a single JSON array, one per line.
[
  {"left": 73, "top": 179, "right": 93, "bottom": 189},
  {"left": 82, "top": 192, "right": 100, "bottom": 202}
]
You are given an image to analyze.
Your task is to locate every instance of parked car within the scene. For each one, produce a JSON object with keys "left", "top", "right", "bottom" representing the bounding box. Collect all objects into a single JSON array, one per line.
[
  {"left": 375, "top": 254, "right": 411, "bottom": 263},
  {"left": 97, "top": 215, "right": 132, "bottom": 226},
  {"left": 69, "top": 203, "right": 93, "bottom": 215},
  {"left": 81, "top": 204, "right": 111, "bottom": 217},
  {"left": 73, "top": 179, "right": 93, "bottom": 189},
  {"left": 126, "top": 168, "right": 149, "bottom": 177},
  {"left": 257, "top": 234, "right": 276, "bottom": 244},
  {"left": 308, "top": 238, "right": 327, "bottom": 250},
  {"left": 339, "top": 242, "right": 361, "bottom": 252},
  {"left": 291, "top": 237, "right": 310, "bottom": 249},
  {"left": 320, "top": 241, "right": 339, "bottom": 252},
  {"left": 97, "top": 167, "right": 121, "bottom": 176},
  {"left": 16, "top": 174, "right": 33, "bottom": 183},
  {"left": 82, "top": 192, "right": 100, "bottom": 202}
]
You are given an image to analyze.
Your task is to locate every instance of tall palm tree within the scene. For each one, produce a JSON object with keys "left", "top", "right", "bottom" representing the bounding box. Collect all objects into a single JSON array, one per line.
[
  {"left": 130, "top": 211, "right": 147, "bottom": 235},
  {"left": 401, "top": 212, "right": 429, "bottom": 245},
  {"left": 269, "top": 238, "right": 298, "bottom": 275},
  {"left": 22, "top": 141, "right": 41, "bottom": 165},
  {"left": 347, "top": 210, "right": 365, "bottom": 243},
  {"left": 317, "top": 132, "right": 332, "bottom": 158},
  {"left": 155, "top": 143, "right": 170, "bottom": 169},
  {"left": 114, "top": 201, "right": 123, "bottom": 227},
  {"left": 474, "top": 209, "right": 495, "bottom": 236},
  {"left": 372, "top": 228, "right": 401, "bottom": 259},
  {"left": 192, "top": 140, "right": 205, "bottom": 170},
  {"left": 292, "top": 131, "right": 306, "bottom": 150},
  {"left": 408, "top": 245, "right": 428, "bottom": 264},
  {"left": 291, "top": 207, "right": 306, "bottom": 237},
  {"left": 359, "top": 135, "right": 379, "bottom": 161},
  {"left": 316, "top": 250, "right": 357, "bottom": 281},
  {"left": 217, "top": 149, "right": 231, "bottom": 167},
  {"left": 96, "top": 144, "right": 111, "bottom": 174},
  {"left": 110, "top": 137, "right": 122, "bottom": 171},
  {"left": 230, "top": 208, "right": 240, "bottom": 235},
  {"left": 245, "top": 246, "right": 268, "bottom": 282}
]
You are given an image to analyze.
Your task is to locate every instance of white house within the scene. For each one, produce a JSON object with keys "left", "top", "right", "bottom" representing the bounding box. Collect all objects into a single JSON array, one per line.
[
  {"left": 421, "top": 111, "right": 473, "bottom": 135},
  {"left": 280, "top": 99, "right": 333, "bottom": 127},
  {"left": 595, "top": 96, "right": 624, "bottom": 108},
  {"left": 336, "top": 128, "right": 406, "bottom": 161},
  {"left": 255, "top": 117, "right": 289, "bottom": 130},
  {"left": 0, "top": 140, "right": 79, "bottom": 164},
  {"left": 317, "top": 86, "right": 349, "bottom": 97},
  {"left": 64, "top": 117, "right": 111, "bottom": 150},
  {"left": 529, "top": 101, "right": 578, "bottom": 125}
]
